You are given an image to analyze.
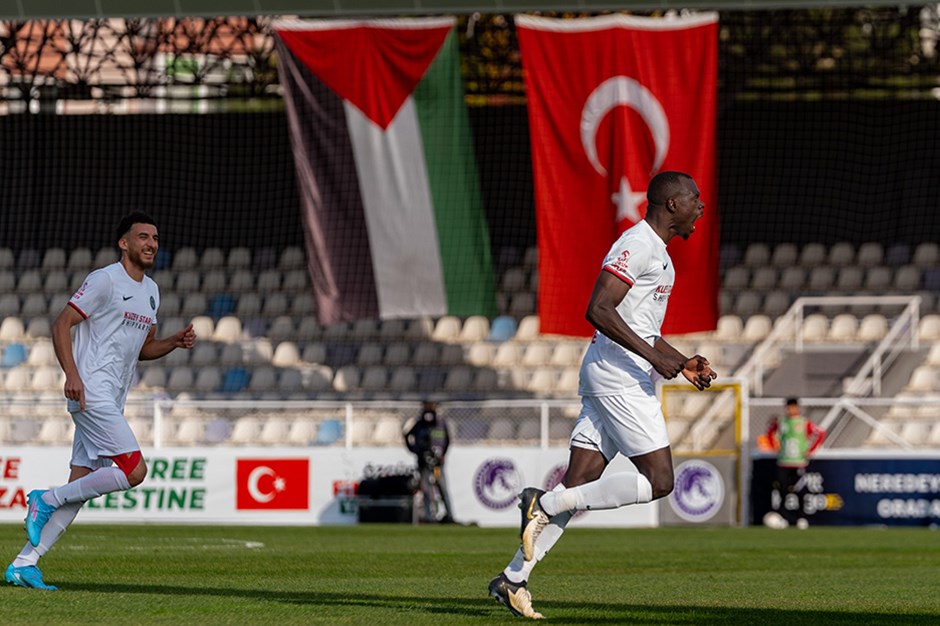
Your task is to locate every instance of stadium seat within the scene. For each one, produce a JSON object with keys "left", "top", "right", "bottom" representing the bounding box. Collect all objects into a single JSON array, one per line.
[
  {"left": 278, "top": 246, "right": 305, "bottom": 270},
  {"left": 230, "top": 417, "right": 262, "bottom": 445},
  {"left": 770, "top": 242, "right": 798, "bottom": 268},
  {"left": 722, "top": 266, "right": 749, "bottom": 291},
  {"left": 383, "top": 342, "right": 411, "bottom": 367},
  {"left": 459, "top": 315, "right": 490, "bottom": 342},
  {"left": 508, "top": 292, "right": 536, "bottom": 317},
  {"left": 473, "top": 368, "right": 499, "bottom": 392},
  {"left": 174, "top": 418, "right": 205, "bottom": 445},
  {"left": 199, "top": 247, "right": 225, "bottom": 271},
  {"left": 863, "top": 267, "right": 892, "bottom": 292},
  {"left": 467, "top": 343, "right": 495, "bottom": 367},
  {"left": 171, "top": 247, "right": 198, "bottom": 272},
  {"left": 501, "top": 267, "right": 527, "bottom": 293},
  {"left": 167, "top": 366, "right": 194, "bottom": 392},
  {"left": 16, "top": 269, "right": 41, "bottom": 294},
  {"left": 290, "top": 293, "right": 315, "bottom": 317},
  {"left": 0, "top": 271, "right": 14, "bottom": 294},
  {"left": 248, "top": 367, "right": 278, "bottom": 393},
  {"left": 282, "top": 269, "right": 309, "bottom": 292},
  {"left": 350, "top": 319, "right": 380, "bottom": 340},
  {"left": 411, "top": 343, "right": 440, "bottom": 366},
  {"left": 556, "top": 368, "right": 579, "bottom": 394},
  {"left": 30, "top": 366, "right": 61, "bottom": 392},
  {"left": 714, "top": 315, "right": 744, "bottom": 341},
  {"left": 301, "top": 342, "right": 327, "bottom": 365},
  {"left": 0, "top": 317, "right": 25, "bottom": 343},
  {"left": 354, "top": 342, "right": 382, "bottom": 367},
  {"left": 912, "top": 242, "right": 939, "bottom": 268},
  {"left": 918, "top": 314, "right": 940, "bottom": 341},
  {"left": 857, "top": 314, "right": 888, "bottom": 342},
  {"left": 522, "top": 246, "right": 538, "bottom": 269},
  {"left": 856, "top": 242, "right": 884, "bottom": 267},
  {"left": 180, "top": 293, "right": 208, "bottom": 318},
  {"left": 492, "top": 342, "right": 522, "bottom": 367},
  {"left": 267, "top": 316, "right": 295, "bottom": 342},
  {"left": 175, "top": 270, "right": 201, "bottom": 293},
  {"left": 741, "top": 314, "right": 772, "bottom": 342},
  {"left": 778, "top": 267, "right": 806, "bottom": 291},
  {"left": 733, "top": 291, "right": 761, "bottom": 318},
  {"left": 261, "top": 293, "right": 289, "bottom": 318},
  {"left": 900, "top": 422, "right": 931, "bottom": 445},
  {"left": 439, "top": 343, "right": 463, "bottom": 366},
  {"left": 305, "top": 364, "right": 334, "bottom": 391},
  {"left": 20, "top": 293, "right": 47, "bottom": 318},
  {"left": 259, "top": 417, "right": 291, "bottom": 444},
  {"left": 359, "top": 366, "right": 388, "bottom": 391},
  {"left": 221, "top": 367, "right": 250, "bottom": 393},
  {"left": 202, "top": 269, "right": 227, "bottom": 294},
  {"left": 372, "top": 418, "right": 403, "bottom": 444},
  {"left": 36, "top": 417, "right": 71, "bottom": 445},
  {"left": 219, "top": 343, "right": 245, "bottom": 367},
  {"left": 26, "top": 318, "right": 51, "bottom": 340},
  {"left": 42, "top": 271, "right": 68, "bottom": 294},
  {"left": 828, "top": 314, "right": 859, "bottom": 342},
  {"left": 212, "top": 316, "right": 242, "bottom": 343},
  {"left": 377, "top": 318, "right": 407, "bottom": 341},
  {"left": 404, "top": 317, "right": 434, "bottom": 341},
  {"left": 272, "top": 341, "right": 301, "bottom": 368},
  {"left": 742, "top": 243, "right": 770, "bottom": 267},
  {"left": 528, "top": 368, "right": 557, "bottom": 394},
  {"left": 190, "top": 315, "right": 215, "bottom": 341},
  {"left": 926, "top": 342, "right": 940, "bottom": 367},
  {"left": 835, "top": 266, "right": 864, "bottom": 292},
  {"left": 443, "top": 367, "right": 473, "bottom": 392},
  {"left": 228, "top": 269, "right": 254, "bottom": 293},
  {"left": 906, "top": 366, "right": 937, "bottom": 392},
  {"left": 487, "top": 315, "right": 517, "bottom": 342},
  {"left": 332, "top": 365, "right": 361, "bottom": 392},
  {"left": 252, "top": 247, "right": 277, "bottom": 272},
  {"left": 257, "top": 269, "right": 281, "bottom": 292},
  {"left": 801, "top": 314, "right": 829, "bottom": 342},
  {"left": 763, "top": 291, "right": 791, "bottom": 317},
  {"left": 828, "top": 242, "right": 855, "bottom": 266},
  {"left": 806, "top": 266, "right": 835, "bottom": 292},
  {"left": 521, "top": 342, "right": 552, "bottom": 368},
  {"left": 749, "top": 267, "right": 776, "bottom": 292},
  {"left": 26, "top": 341, "right": 56, "bottom": 367},
  {"left": 0, "top": 294, "right": 19, "bottom": 318},
  {"left": 388, "top": 366, "right": 417, "bottom": 392},
  {"left": 550, "top": 342, "right": 583, "bottom": 367},
  {"left": 93, "top": 247, "right": 117, "bottom": 268},
  {"left": 227, "top": 247, "right": 252, "bottom": 271},
  {"left": 285, "top": 418, "right": 317, "bottom": 445},
  {"left": 208, "top": 294, "right": 236, "bottom": 319},
  {"left": 39, "top": 248, "right": 64, "bottom": 272},
  {"left": 431, "top": 316, "right": 461, "bottom": 342},
  {"left": 194, "top": 367, "right": 222, "bottom": 393},
  {"left": 893, "top": 265, "right": 921, "bottom": 291},
  {"left": 515, "top": 315, "right": 539, "bottom": 341},
  {"left": 884, "top": 243, "right": 911, "bottom": 267},
  {"left": 487, "top": 418, "right": 516, "bottom": 440},
  {"left": 278, "top": 368, "right": 304, "bottom": 393},
  {"left": 719, "top": 243, "right": 742, "bottom": 268},
  {"left": 0, "top": 248, "right": 13, "bottom": 270},
  {"left": 310, "top": 418, "right": 342, "bottom": 445},
  {"left": 797, "top": 243, "right": 825, "bottom": 267},
  {"left": 17, "top": 249, "right": 39, "bottom": 271}
]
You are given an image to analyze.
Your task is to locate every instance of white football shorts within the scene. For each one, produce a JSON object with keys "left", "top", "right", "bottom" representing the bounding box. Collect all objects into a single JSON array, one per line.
[
  {"left": 70, "top": 404, "right": 140, "bottom": 469},
  {"left": 569, "top": 391, "right": 670, "bottom": 460}
]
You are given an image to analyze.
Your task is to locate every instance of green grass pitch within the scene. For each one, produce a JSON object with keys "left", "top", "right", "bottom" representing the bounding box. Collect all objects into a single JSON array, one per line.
[{"left": 1, "top": 523, "right": 938, "bottom": 624}]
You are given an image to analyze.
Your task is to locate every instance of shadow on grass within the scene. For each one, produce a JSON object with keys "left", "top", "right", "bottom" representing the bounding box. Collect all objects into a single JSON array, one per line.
[{"left": 60, "top": 582, "right": 924, "bottom": 624}]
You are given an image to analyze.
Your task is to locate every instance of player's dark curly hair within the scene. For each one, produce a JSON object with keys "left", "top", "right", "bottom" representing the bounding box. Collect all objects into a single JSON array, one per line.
[{"left": 116, "top": 212, "right": 157, "bottom": 244}]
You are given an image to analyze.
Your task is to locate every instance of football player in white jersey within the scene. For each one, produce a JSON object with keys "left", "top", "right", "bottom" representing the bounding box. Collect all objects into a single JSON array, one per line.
[
  {"left": 6, "top": 212, "right": 196, "bottom": 590},
  {"left": 490, "top": 172, "right": 717, "bottom": 618}
]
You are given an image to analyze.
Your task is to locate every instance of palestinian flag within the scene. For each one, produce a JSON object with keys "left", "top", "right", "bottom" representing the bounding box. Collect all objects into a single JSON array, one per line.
[{"left": 275, "top": 18, "right": 497, "bottom": 325}]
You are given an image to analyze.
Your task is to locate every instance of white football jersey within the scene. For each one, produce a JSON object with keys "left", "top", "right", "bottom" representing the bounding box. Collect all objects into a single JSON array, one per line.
[
  {"left": 67, "top": 262, "right": 160, "bottom": 411},
  {"left": 580, "top": 219, "right": 675, "bottom": 395}
]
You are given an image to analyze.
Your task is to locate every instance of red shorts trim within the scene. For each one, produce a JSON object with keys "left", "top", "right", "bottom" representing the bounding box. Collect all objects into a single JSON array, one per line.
[{"left": 110, "top": 450, "right": 142, "bottom": 477}]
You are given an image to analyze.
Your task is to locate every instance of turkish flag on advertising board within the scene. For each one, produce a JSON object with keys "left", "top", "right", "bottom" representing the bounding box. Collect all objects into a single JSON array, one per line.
[
  {"left": 516, "top": 13, "right": 719, "bottom": 336},
  {"left": 236, "top": 459, "right": 309, "bottom": 510}
]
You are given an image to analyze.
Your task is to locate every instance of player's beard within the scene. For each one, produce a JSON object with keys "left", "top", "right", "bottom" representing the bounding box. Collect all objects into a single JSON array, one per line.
[{"left": 128, "top": 247, "right": 156, "bottom": 271}]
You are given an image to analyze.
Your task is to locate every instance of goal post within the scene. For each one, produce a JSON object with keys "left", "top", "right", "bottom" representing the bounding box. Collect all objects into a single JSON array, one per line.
[{"left": 659, "top": 377, "right": 751, "bottom": 526}]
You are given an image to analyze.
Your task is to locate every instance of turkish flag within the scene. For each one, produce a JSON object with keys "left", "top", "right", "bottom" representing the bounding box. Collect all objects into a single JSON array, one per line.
[
  {"left": 236, "top": 459, "right": 310, "bottom": 510},
  {"left": 517, "top": 13, "right": 719, "bottom": 336}
]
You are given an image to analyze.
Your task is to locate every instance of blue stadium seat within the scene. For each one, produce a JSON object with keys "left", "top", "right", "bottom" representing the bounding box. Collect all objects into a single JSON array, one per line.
[
  {"left": 1, "top": 343, "right": 27, "bottom": 368},
  {"left": 153, "top": 248, "right": 172, "bottom": 270},
  {"left": 208, "top": 294, "right": 236, "bottom": 319},
  {"left": 487, "top": 315, "right": 517, "bottom": 342},
  {"left": 313, "top": 418, "right": 343, "bottom": 445},
  {"left": 221, "top": 367, "right": 250, "bottom": 393}
]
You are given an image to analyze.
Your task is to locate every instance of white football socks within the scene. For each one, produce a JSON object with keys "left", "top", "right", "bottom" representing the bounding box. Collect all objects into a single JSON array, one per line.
[
  {"left": 504, "top": 510, "right": 573, "bottom": 584},
  {"left": 13, "top": 501, "right": 82, "bottom": 567},
  {"left": 539, "top": 472, "right": 653, "bottom": 516},
  {"left": 45, "top": 467, "right": 131, "bottom": 508}
]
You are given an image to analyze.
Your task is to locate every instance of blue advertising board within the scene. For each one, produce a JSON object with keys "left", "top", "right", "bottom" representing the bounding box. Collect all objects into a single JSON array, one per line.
[{"left": 751, "top": 455, "right": 940, "bottom": 526}]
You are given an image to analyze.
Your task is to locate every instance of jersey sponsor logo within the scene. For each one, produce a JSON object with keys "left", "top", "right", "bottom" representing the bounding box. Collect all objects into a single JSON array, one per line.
[
  {"left": 72, "top": 281, "right": 89, "bottom": 300},
  {"left": 669, "top": 459, "right": 725, "bottom": 523},
  {"left": 122, "top": 311, "right": 154, "bottom": 331},
  {"left": 607, "top": 249, "right": 631, "bottom": 275},
  {"left": 236, "top": 459, "right": 309, "bottom": 510},
  {"left": 652, "top": 284, "right": 672, "bottom": 303},
  {"left": 473, "top": 458, "right": 523, "bottom": 510}
]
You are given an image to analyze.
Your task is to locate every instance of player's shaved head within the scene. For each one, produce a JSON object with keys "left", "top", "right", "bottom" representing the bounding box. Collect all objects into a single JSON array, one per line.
[{"left": 647, "top": 171, "right": 693, "bottom": 210}]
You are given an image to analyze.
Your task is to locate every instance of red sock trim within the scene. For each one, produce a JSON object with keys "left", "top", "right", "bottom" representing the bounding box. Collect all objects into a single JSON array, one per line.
[{"left": 110, "top": 450, "right": 142, "bottom": 478}]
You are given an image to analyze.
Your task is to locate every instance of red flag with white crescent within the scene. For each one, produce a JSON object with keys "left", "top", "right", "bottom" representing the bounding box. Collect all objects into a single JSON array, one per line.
[{"left": 517, "top": 13, "right": 719, "bottom": 336}]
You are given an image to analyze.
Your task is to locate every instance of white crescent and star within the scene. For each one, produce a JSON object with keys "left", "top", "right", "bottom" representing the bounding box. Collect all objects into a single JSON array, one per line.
[
  {"left": 579, "top": 76, "right": 670, "bottom": 223},
  {"left": 247, "top": 466, "right": 286, "bottom": 503}
]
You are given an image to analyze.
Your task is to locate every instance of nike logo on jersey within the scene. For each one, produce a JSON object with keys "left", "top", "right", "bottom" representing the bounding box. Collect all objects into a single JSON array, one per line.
[
  {"left": 662, "top": 262, "right": 668, "bottom": 270},
  {"left": 123, "top": 295, "right": 133, "bottom": 301}
]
